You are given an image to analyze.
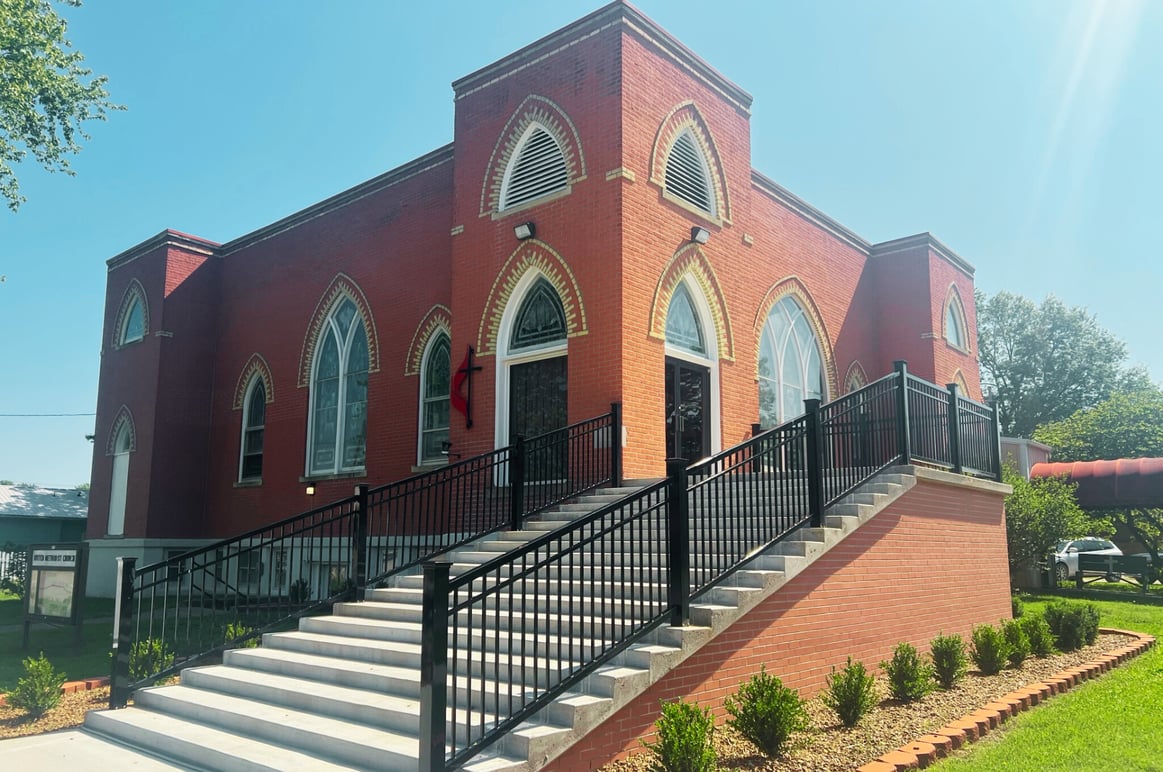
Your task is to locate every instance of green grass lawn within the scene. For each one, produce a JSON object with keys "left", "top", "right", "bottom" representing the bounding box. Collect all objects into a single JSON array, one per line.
[
  {"left": 1, "top": 590, "right": 119, "bottom": 691},
  {"left": 933, "top": 594, "right": 1163, "bottom": 771}
]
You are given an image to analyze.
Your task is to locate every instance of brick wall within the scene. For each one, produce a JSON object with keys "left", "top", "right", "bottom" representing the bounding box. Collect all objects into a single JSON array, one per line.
[{"left": 542, "top": 472, "right": 1011, "bottom": 771}]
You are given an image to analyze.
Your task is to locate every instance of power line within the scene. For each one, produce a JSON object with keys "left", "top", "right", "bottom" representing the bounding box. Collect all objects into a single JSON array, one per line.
[{"left": 0, "top": 412, "right": 96, "bottom": 417}]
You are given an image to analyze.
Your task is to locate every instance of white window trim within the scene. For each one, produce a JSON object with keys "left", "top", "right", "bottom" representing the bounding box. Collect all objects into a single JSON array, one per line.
[
  {"left": 499, "top": 122, "right": 569, "bottom": 212},
  {"left": 306, "top": 298, "right": 368, "bottom": 477},
  {"left": 758, "top": 297, "right": 829, "bottom": 426},
  {"left": 494, "top": 270, "right": 568, "bottom": 453},
  {"left": 664, "top": 275, "right": 721, "bottom": 455},
  {"left": 945, "top": 295, "right": 969, "bottom": 352},
  {"left": 417, "top": 331, "right": 451, "bottom": 466},
  {"left": 239, "top": 375, "right": 265, "bottom": 483}
]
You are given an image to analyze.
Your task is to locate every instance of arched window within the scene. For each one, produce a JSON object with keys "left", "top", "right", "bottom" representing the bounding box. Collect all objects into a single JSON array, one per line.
[
  {"left": 758, "top": 296, "right": 826, "bottom": 427},
  {"left": 419, "top": 333, "right": 451, "bottom": 464},
  {"left": 665, "top": 283, "right": 706, "bottom": 355},
  {"left": 113, "top": 281, "right": 149, "bottom": 347},
  {"left": 511, "top": 278, "right": 567, "bottom": 351},
  {"left": 498, "top": 275, "right": 568, "bottom": 461},
  {"left": 239, "top": 377, "right": 266, "bottom": 481},
  {"left": 945, "top": 293, "right": 968, "bottom": 350},
  {"left": 107, "top": 414, "right": 134, "bottom": 537},
  {"left": 121, "top": 297, "right": 144, "bottom": 344},
  {"left": 309, "top": 298, "right": 369, "bottom": 475},
  {"left": 664, "top": 128, "right": 715, "bottom": 216},
  {"left": 501, "top": 124, "right": 569, "bottom": 211}
]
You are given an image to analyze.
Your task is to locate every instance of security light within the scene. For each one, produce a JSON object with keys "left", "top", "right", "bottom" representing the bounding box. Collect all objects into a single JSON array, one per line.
[
  {"left": 514, "top": 222, "right": 536, "bottom": 240},
  {"left": 690, "top": 226, "right": 710, "bottom": 244}
]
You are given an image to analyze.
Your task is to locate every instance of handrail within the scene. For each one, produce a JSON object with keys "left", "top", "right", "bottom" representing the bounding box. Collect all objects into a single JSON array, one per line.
[
  {"left": 109, "top": 404, "right": 622, "bottom": 707},
  {"left": 419, "top": 364, "right": 1001, "bottom": 770}
]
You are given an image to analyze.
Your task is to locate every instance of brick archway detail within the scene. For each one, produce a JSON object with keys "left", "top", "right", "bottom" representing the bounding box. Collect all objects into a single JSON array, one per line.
[
  {"left": 405, "top": 305, "right": 452, "bottom": 376},
  {"left": 480, "top": 94, "right": 587, "bottom": 217},
  {"left": 649, "top": 101, "right": 732, "bottom": 224},
  {"left": 232, "top": 354, "right": 275, "bottom": 410},
  {"left": 111, "top": 279, "right": 149, "bottom": 348},
  {"left": 648, "top": 244, "right": 734, "bottom": 362},
  {"left": 477, "top": 241, "right": 587, "bottom": 357},
  {"left": 753, "top": 277, "right": 838, "bottom": 397},
  {"left": 844, "top": 360, "right": 869, "bottom": 394},
  {"left": 106, "top": 405, "right": 136, "bottom": 456},
  {"left": 297, "top": 273, "right": 381, "bottom": 388}
]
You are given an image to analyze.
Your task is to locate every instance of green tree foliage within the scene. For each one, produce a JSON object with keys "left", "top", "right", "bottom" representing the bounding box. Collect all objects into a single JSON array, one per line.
[
  {"left": 1002, "top": 467, "right": 1093, "bottom": 572},
  {"left": 0, "top": 0, "right": 122, "bottom": 211},
  {"left": 1034, "top": 388, "right": 1163, "bottom": 568},
  {"left": 976, "top": 291, "right": 1148, "bottom": 437},
  {"left": 1033, "top": 388, "right": 1163, "bottom": 462}
]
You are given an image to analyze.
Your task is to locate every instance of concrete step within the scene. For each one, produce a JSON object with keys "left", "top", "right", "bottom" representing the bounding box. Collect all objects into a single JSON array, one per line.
[
  {"left": 85, "top": 707, "right": 360, "bottom": 771},
  {"left": 133, "top": 684, "right": 421, "bottom": 769}
]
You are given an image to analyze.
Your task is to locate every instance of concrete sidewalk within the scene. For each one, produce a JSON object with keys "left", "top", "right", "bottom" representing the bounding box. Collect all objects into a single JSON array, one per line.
[{"left": 0, "top": 728, "right": 187, "bottom": 770}]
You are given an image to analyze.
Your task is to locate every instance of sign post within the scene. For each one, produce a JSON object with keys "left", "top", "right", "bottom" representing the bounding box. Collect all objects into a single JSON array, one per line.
[{"left": 23, "top": 543, "right": 89, "bottom": 652}]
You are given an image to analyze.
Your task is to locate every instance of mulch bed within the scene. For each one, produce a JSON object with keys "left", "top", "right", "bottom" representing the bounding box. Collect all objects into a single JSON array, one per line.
[{"left": 599, "top": 633, "right": 1134, "bottom": 771}]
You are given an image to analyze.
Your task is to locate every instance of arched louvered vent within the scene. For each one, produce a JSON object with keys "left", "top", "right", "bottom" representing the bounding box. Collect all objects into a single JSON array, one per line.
[
  {"left": 665, "top": 130, "right": 714, "bottom": 215},
  {"left": 501, "top": 126, "right": 569, "bottom": 210}
]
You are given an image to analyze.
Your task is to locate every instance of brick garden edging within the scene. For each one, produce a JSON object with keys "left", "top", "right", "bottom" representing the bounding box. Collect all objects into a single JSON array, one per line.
[
  {"left": 857, "top": 628, "right": 1156, "bottom": 771},
  {"left": 0, "top": 676, "right": 110, "bottom": 708}
]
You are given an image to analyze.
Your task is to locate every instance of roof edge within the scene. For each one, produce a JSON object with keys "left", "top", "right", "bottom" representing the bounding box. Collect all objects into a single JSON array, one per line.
[
  {"left": 871, "top": 232, "right": 976, "bottom": 277},
  {"left": 221, "top": 144, "right": 455, "bottom": 255},
  {"left": 107, "top": 230, "right": 220, "bottom": 270},
  {"left": 750, "top": 170, "right": 871, "bottom": 254},
  {"left": 452, "top": 1, "right": 752, "bottom": 112}
]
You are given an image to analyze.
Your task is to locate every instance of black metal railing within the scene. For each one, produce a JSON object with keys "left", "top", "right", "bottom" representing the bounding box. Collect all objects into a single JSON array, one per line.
[
  {"left": 420, "top": 479, "right": 671, "bottom": 769},
  {"left": 419, "top": 363, "right": 1001, "bottom": 770},
  {"left": 110, "top": 404, "right": 622, "bottom": 707}
]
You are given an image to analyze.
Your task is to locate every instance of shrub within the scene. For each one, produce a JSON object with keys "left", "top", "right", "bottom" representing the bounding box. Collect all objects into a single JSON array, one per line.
[
  {"left": 1011, "top": 595, "right": 1025, "bottom": 619},
  {"left": 1044, "top": 601, "right": 1101, "bottom": 652},
  {"left": 642, "top": 699, "right": 716, "bottom": 772},
  {"left": 225, "top": 621, "right": 259, "bottom": 649},
  {"left": 1022, "top": 614, "right": 1055, "bottom": 657},
  {"left": 821, "top": 657, "right": 877, "bottom": 728},
  {"left": 129, "top": 638, "right": 176, "bottom": 682},
  {"left": 929, "top": 633, "right": 968, "bottom": 689},
  {"left": 1002, "top": 618, "right": 1030, "bottom": 668},
  {"left": 969, "top": 624, "right": 1010, "bottom": 675},
  {"left": 724, "top": 665, "right": 808, "bottom": 758},
  {"left": 881, "top": 642, "right": 934, "bottom": 703},
  {"left": 8, "top": 652, "right": 66, "bottom": 718}
]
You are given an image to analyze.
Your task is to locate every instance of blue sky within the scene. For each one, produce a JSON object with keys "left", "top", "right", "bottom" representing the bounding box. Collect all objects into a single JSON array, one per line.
[{"left": 2, "top": 0, "right": 1160, "bottom": 488}]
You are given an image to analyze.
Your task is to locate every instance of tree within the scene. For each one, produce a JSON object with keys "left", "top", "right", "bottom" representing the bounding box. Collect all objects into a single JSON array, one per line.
[
  {"left": 976, "top": 291, "right": 1144, "bottom": 437},
  {"left": 1033, "top": 388, "right": 1163, "bottom": 462},
  {"left": 1003, "top": 466, "right": 1093, "bottom": 574},
  {"left": 1034, "top": 388, "right": 1163, "bottom": 571},
  {"left": 1, "top": 0, "right": 121, "bottom": 211}
]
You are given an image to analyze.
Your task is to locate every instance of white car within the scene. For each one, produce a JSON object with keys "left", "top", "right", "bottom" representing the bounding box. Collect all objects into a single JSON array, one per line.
[{"left": 1053, "top": 537, "right": 1122, "bottom": 582}]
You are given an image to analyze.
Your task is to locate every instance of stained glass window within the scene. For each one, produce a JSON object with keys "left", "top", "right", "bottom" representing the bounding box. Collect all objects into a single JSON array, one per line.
[
  {"left": 310, "top": 298, "right": 368, "bottom": 474},
  {"left": 511, "top": 279, "right": 566, "bottom": 350},
  {"left": 666, "top": 283, "right": 706, "bottom": 355},
  {"left": 420, "top": 333, "right": 450, "bottom": 463}
]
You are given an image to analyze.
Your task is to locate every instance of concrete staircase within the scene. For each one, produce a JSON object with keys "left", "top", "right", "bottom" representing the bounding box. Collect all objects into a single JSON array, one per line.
[{"left": 84, "top": 471, "right": 916, "bottom": 771}]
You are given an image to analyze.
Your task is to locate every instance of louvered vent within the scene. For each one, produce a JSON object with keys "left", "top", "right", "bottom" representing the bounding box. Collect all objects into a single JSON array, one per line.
[
  {"left": 501, "top": 127, "right": 569, "bottom": 210},
  {"left": 664, "top": 131, "right": 714, "bottom": 214}
]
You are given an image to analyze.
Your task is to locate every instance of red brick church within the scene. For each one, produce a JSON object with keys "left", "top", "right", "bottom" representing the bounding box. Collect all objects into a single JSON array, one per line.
[{"left": 85, "top": 1, "right": 982, "bottom": 594}]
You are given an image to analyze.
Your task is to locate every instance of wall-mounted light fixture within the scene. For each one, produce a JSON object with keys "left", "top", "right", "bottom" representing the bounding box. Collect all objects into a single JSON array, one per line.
[
  {"left": 514, "top": 221, "right": 536, "bottom": 241},
  {"left": 690, "top": 226, "right": 710, "bottom": 245},
  {"left": 305, "top": 481, "right": 316, "bottom": 496}
]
